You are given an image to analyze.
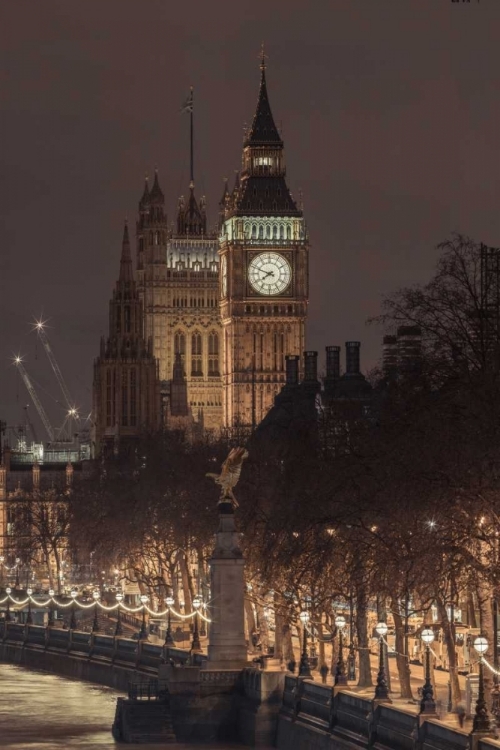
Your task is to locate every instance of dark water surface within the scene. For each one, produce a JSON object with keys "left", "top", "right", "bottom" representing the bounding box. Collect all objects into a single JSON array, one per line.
[{"left": 0, "top": 664, "right": 245, "bottom": 749}]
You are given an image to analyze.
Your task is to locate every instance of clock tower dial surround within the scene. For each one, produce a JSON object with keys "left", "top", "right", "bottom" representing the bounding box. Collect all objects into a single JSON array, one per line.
[{"left": 219, "top": 57, "right": 309, "bottom": 428}]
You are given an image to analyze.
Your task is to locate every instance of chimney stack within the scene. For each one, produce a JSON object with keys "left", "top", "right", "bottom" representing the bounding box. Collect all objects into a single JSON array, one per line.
[
  {"left": 285, "top": 355, "right": 300, "bottom": 386},
  {"left": 345, "top": 341, "right": 361, "bottom": 375},
  {"left": 303, "top": 351, "right": 318, "bottom": 383},
  {"left": 396, "top": 326, "right": 422, "bottom": 373},
  {"left": 325, "top": 346, "right": 341, "bottom": 380},
  {"left": 382, "top": 335, "right": 398, "bottom": 379}
]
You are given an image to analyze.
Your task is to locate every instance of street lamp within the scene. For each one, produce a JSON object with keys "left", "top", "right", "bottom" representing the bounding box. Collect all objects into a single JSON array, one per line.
[
  {"left": 420, "top": 628, "right": 437, "bottom": 715},
  {"left": 473, "top": 636, "right": 490, "bottom": 733},
  {"left": 164, "top": 596, "right": 174, "bottom": 647},
  {"left": 92, "top": 589, "right": 100, "bottom": 633},
  {"left": 47, "top": 589, "right": 55, "bottom": 627},
  {"left": 334, "top": 614, "right": 348, "bottom": 686},
  {"left": 26, "top": 587, "right": 33, "bottom": 625},
  {"left": 114, "top": 592, "right": 123, "bottom": 637},
  {"left": 138, "top": 594, "right": 149, "bottom": 640},
  {"left": 191, "top": 595, "right": 202, "bottom": 653},
  {"left": 5, "top": 586, "right": 11, "bottom": 623},
  {"left": 374, "top": 621, "right": 391, "bottom": 702},
  {"left": 299, "top": 610, "right": 312, "bottom": 678},
  {"left": 14, "top": 558, "right": 20, "bottom": 589},
  {"left": 0, "top": 555, "right": 4, "bottom": 588},
  {"left": 70, "top": 589, "right": 78, "bottom": 629}
]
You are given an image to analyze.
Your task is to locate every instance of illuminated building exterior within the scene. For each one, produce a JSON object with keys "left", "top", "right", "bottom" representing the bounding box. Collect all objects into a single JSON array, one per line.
[
  {"left": 219, "top": 57, "right": 309, "bottom": 427},
  {"left": 136, "top": 171, "right": 223, "bottom": 431},
  {"left": 92, "top": 56, "right": 308, "bottom": 438},
  {"left": 92, "top": 223, "right": 161, "bottom": 454}
]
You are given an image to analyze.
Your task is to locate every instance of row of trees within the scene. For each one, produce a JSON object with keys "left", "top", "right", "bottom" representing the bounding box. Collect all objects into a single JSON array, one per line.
[{"left": 9, "top": 234, "right": 500, "bottom": 708}]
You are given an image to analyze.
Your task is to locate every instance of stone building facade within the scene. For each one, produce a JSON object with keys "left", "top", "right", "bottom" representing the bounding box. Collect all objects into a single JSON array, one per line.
[
  {"left": 92, "top": 223, "right": 161, "bottom": 455},
  {"left": 136, "top": 173, "right": 223, "bottom": 431},
  {"left": 219, "top": 58, "right": 309, "bottom": 427}
]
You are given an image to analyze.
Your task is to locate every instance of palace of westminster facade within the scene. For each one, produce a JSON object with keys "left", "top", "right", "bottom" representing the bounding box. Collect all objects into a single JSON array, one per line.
[{"left": 92, "top": 58, "right": 309, "bottom": 453}]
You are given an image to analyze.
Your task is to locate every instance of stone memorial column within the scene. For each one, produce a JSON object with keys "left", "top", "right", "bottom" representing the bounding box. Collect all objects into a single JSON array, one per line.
[{"left": 206, "top": 501, "right": 248, "bottom": 670}]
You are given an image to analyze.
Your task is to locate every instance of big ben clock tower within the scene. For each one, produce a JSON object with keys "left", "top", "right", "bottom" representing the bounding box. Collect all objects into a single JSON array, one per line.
[{"left": 219, "top": 52, "right": 309, "bottom": 428}]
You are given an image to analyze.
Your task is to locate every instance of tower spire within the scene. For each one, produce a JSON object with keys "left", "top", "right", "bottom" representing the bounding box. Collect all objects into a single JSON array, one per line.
[
  {"left": 119, "top": 220, "right": 133, "bottom": 283},
  {"left": 245, "top": 45, "right": 281, "bottom": 146}
]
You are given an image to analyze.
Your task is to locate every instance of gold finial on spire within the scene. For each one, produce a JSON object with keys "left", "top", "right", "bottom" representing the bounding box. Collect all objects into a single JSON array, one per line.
[{"left": 259, "top": 41, "right": 268, "bottom": 73}]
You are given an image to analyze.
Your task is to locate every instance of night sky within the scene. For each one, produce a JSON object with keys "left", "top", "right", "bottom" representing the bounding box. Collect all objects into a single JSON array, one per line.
[{"left": 1, "top": 0, "right": 499, "bottom": 437}]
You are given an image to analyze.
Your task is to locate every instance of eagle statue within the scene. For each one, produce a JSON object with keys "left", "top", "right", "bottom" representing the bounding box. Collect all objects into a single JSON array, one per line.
[{"left": 206, "top": 446, "right": 249, "bottom": 508}]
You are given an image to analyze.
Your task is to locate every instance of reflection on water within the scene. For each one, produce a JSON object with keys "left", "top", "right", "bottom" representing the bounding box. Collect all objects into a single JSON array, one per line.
[{"left": 0, "top": 664, "right": 244, "bottom": 749}]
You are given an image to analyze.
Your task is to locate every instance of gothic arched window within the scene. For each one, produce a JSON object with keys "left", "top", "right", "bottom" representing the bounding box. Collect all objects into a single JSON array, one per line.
[
  {"left": 259, "top": 225, "right": 264, "bottom": 239},
  {"left": 273, "top": 224, "right": 278, "bottom": 239},
  {"left": 191, "top": 332, "right": 203, "bottom": 376},
  {"left": 252, "top": 224, "right": 257, "bottom": 239},
  {"left": 208, "top": 332, "right": 219, "bottom": 376},
  {"left": 174, "top": 331, "right": 186, "bottom": 358}
]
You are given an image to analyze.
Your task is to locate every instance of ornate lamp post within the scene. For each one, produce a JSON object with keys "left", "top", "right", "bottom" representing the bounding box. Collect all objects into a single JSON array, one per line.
[
  {"left": 47, "top": 589, "right": 55, "bottom": 627},
  {"left": 164, "top": 596, "right": 175, "bottom": 647},
  {"left": 334, "top": 614, "right": 348, "bottom": 686},
  {"left": 114, "top": 592, "right": 123, "bottom": 637},
  {"left": 138, "top": 594, "right": 149, "bottom": 640},
  {"left": 374, "top": 621, "right": 391, "bottom": 702},
  {"left": 0, "top": 555, "right": 4, "bottom": 589},
  {"left": 26, "top": 587, "right": 33, "bottom": 625},
  {"left": 70, "top": 589, "right": 78, "bottom": 629},
  {"left": 473, "top": 636, "right": 491, "bottom": 733},
  {"left": 420, "top": 628, "right": 437, "bottom": 715},
  {"left": 299, "top": 610, "right": 312, "bottom": 679},
  {"left": 92, "top": 589, "right": 100, "bottom": 633},
  {"left": 5, "top": 586, "right": 12, "bottom": 623},
  {"left": 191, "top": 595, "right": 202, "bottom": 653},
  {"left": 14, "top": 558, "right": 20, "bottom": 589}
]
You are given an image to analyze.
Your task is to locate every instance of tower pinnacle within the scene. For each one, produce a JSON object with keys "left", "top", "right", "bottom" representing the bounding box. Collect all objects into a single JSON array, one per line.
[{"left": 119, "top": 220, "right": 133, "bottom": 283}]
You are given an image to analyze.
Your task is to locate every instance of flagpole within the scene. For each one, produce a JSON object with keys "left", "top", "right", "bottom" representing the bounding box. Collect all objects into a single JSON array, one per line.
[{"left": 190, "top": 86, "right": 194, "bottom": 184}]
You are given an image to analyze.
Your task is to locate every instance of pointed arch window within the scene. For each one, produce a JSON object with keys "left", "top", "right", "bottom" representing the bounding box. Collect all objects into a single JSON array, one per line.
[
  {"left": 259, "top": 225, "right": 264, "bottom": 239},
  {"left": 208, "top": 332, "right": 220, "bottom": 376},
  {"left": 191, "top": 332, "right": 203, "bottom": 376},
  {"left": 174, "top": 331, "right": 186, "bottom": 361}
]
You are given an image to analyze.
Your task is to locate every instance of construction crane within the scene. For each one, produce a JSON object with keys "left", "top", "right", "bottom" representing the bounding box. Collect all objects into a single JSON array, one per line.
[
  {"left": 33, "top": 318, "right": 80, "bottom": 436},
  {"left": 13, "top": 356, "right": 55, "bottom": 443},
  {"left": 33, "top": 318, "right": 79, "bottom": 420}
]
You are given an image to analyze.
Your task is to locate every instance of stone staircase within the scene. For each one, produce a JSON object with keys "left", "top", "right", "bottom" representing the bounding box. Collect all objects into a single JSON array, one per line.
[{"left": 112, "top": 696, "right": 177, "bottom": 744}]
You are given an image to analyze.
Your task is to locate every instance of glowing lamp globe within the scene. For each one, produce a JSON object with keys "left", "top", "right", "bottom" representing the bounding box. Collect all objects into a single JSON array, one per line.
[
  {"left": 27, "top": 588, "right": 32, "bottom": 596},
  {"left": 299, "top": 610, "right": 310, "bottom": 625},
  {"left": 70, "top": 589, "right": 77, "bottom": 599},
  {"left": 375, "top": 622, "right": 388, "bottom": 638},
  {"left": 193, "top": 596, "right": 202, "bottom": 610},
  {"left": 115, "top": 593, "right": 123, "bottom": 603},
  {"left": 421, "top": 628, "right": 435, "bottom": 645},
  {"left": 474, "top": 636, "right": 488, "bottom": 655},
  {"left": 140, "top": 595, "right": 148, "bottom": 605},
  {"left": 335, "top": 615, "right": 346, "bottom": 630},
  {"left": 48, "top": 589, "right": 55, "bottom": 597},
  {"left": 92, "top": 590, "right": 100, "bottom": 600},
  {"left": 6, "top": 587, "right": 11, "bottom": 595},
  {"left": 165, "top": 596, "right": 174, "bottom": 608}
]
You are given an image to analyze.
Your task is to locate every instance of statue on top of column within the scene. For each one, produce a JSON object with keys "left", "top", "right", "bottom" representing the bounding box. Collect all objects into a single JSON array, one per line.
[{"left": 206, "top": 447, "right": 249, "bottom": 509}]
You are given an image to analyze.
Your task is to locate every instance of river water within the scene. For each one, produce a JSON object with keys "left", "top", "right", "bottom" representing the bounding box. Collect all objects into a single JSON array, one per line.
[{"left": 0, "top": 664, "right": 245, "bottom": 749}]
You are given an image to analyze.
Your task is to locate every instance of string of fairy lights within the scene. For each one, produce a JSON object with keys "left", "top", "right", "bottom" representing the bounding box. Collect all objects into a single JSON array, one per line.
[{"left": 0, "top": 588, "right": 211, "bottom": 623}]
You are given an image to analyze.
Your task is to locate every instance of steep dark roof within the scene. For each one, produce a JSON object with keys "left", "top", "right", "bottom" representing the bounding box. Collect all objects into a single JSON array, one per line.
[
  {"left": 235, "top": 175, "right": 300, "bottom": 215},
  {"left": 149, "top": 170, "right": 164, "bottom": 204},
  {"left": 139, "top": 177, "right": 150, "bottom": 208},
  {"left": 245, "top": 66, "right": 283, "bottom": 147}
]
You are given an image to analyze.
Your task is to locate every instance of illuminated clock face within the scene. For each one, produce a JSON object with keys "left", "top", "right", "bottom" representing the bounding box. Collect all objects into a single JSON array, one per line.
[
  {"left": 221, "top": 255, "right": 227, "bottom": 297},
  {"left": 248, "top": 252, "right": 291, "bottom": 296}
]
